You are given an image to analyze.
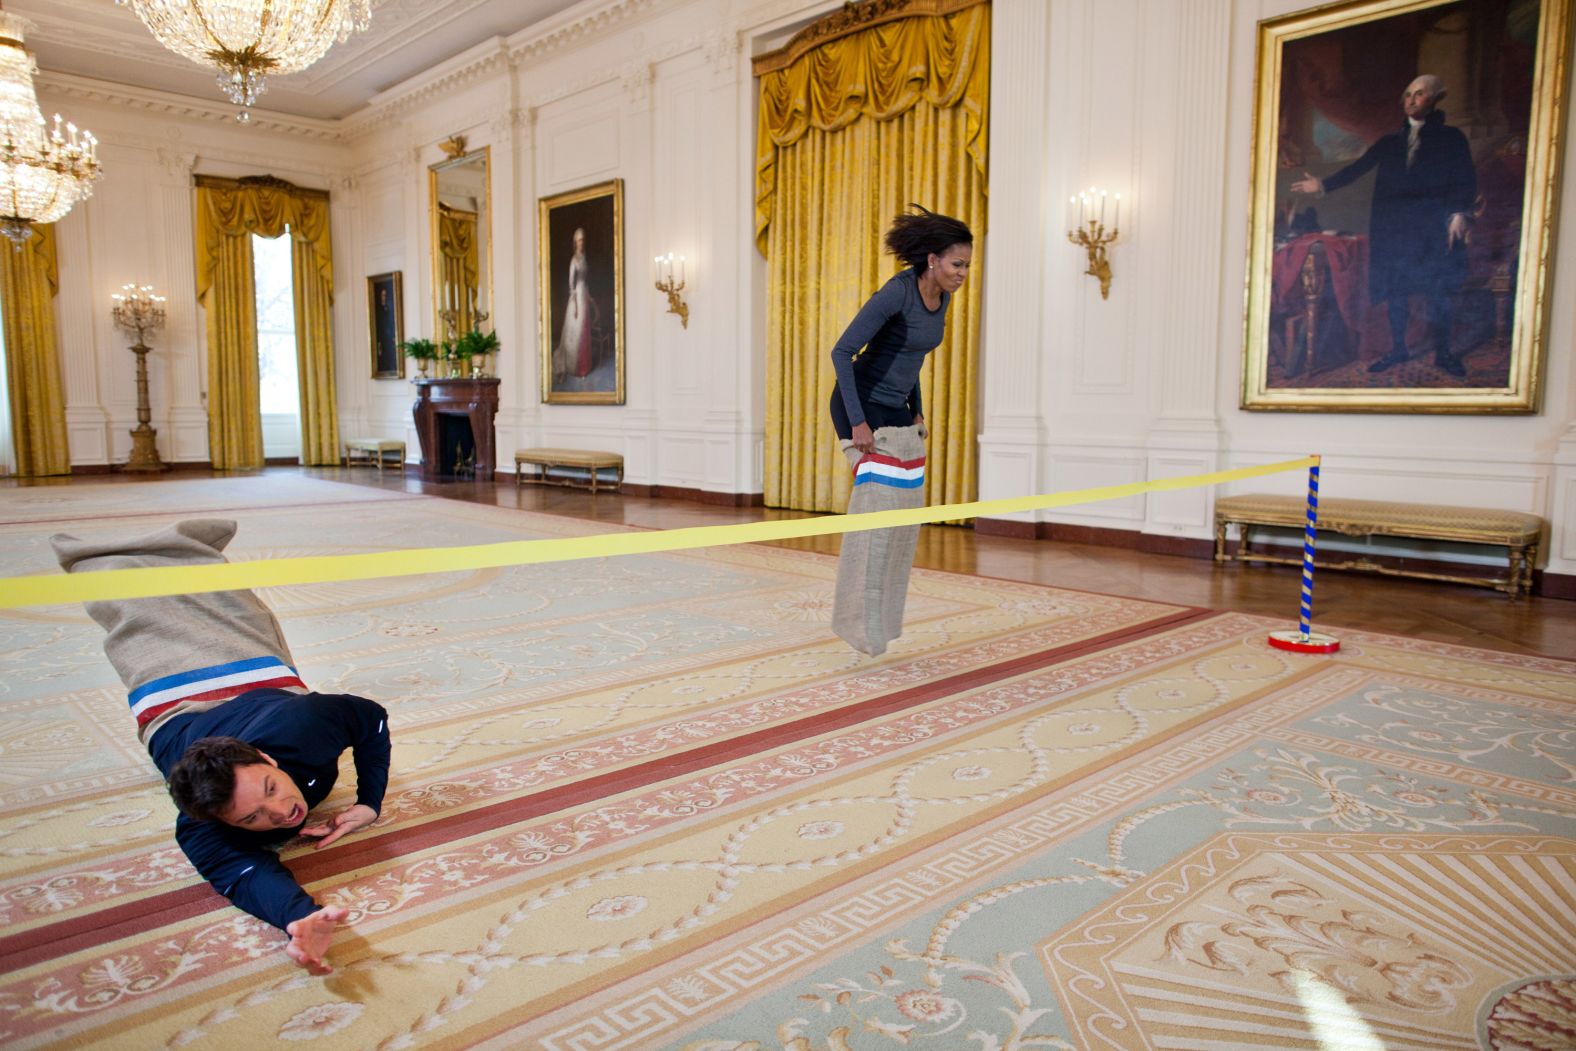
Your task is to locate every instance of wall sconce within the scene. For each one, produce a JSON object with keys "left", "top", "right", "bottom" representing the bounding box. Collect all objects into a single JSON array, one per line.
[
  {"left": 1067, "top": 187, "right": 1121, "bottom": 299},
  {"left": 654, "top": 252, "right": 688, "bottom": 328},
  {"left": 110, "top": 284, "right": 169, "bottom": 473}
]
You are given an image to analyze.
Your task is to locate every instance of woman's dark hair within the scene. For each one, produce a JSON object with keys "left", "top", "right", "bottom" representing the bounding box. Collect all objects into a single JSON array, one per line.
[
  {"left": 884, "top": 204, "right": 973, "bottom": 271},
  {"left": 167, "top": 736, "right": 269, "bottom": 822}
]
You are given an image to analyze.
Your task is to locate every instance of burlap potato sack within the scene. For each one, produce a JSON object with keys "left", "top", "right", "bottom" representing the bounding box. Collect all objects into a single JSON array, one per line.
[
  {"left": 51, "top": 518, "right": 305, "bottom": 746},
  {"left": 832, "top": 424, "right": 926, "bottom": 655}
]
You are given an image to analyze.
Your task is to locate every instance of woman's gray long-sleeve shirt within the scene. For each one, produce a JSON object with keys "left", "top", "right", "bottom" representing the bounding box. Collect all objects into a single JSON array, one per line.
[{"left": 830, "top": 268, "right": 950, "bottom": 429}]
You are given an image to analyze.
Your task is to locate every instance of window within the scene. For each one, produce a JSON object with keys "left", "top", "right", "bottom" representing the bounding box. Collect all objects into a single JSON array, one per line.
[{"left": 252, "top": 230, "right": 299, "bottom": 458}]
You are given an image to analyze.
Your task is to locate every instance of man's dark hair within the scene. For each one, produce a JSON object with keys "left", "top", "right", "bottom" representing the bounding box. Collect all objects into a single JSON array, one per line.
[
  {"left": 884, "top": 204, "right": 973, "bottom": 272},
  {"left": 167, "top": 736, "right": 269, "bottom": 822}
]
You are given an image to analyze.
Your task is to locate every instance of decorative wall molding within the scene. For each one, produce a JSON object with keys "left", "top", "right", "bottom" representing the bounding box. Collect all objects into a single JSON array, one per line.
[
  {"left": 293, "top": 0, "right": 501, "bottom": 91},
  {"left": 35, "top": 1, "right": 695, "bottom": 145},
  {"left": 23, "top": 9, "right": 206, "bottom": 77},
  {"left": 523, "top": 33, "right": 706, "bottom": 114},
  {"left": 342, "top": 0, "right": 664, "bottom": 139},
  {"left": 349, "top": 40, "right": 514, "bottom": 138},
  {"left": 36, "top": 71, "right": 344, "bottom": 141},
  {"left": 507, "top": 0, "right": 663, "bottom": 64},
  {"left": 702, "top": 26, "right": 741, "bottom": 78},
  {"left": 155, "top": 148, "right": 198, "bottom": 182},
  {"left": 621, "top": 63, "right": 653, "bottom": 106},
  {"left": 489, "top": 108, "right": 517, "bottom": 144},
  {"left": 125, "top": 136, "right": 341, "bottom": 181}
]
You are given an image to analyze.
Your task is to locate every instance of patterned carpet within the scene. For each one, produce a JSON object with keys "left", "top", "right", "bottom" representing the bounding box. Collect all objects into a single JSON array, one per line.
[{"left": 0, "top": 478, "right": 1571, "bottom": 1050}]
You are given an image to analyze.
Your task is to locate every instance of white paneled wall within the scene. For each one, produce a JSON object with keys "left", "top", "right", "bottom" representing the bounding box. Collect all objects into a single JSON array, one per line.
[
  {"left": 980, "top": 0, "right": 1576, "bottom": 578},
  {"left": 28, "top": 0, "right": 1576, "bottom": 581},
  {"left": 34, "top": 79, "right": 345, "bottom": 472}
]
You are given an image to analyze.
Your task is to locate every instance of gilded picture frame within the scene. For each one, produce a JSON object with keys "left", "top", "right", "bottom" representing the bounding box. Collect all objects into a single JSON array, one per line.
[
  {"left": 368, "top": 271, "right": 404, "bottom": 379},
  {"left": 1242, "top": 0, "right": 1569, "bottom": 412},
  {"left": 539, "top": 179, "right": 625, "bottom": 405}
]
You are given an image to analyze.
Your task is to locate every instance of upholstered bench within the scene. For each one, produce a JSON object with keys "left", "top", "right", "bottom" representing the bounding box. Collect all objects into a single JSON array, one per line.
[
  {"left": 514, "top": 448, "right": 624, "bottom": 493},
  {"left": 1214, "top": 494, "right": 1543, "bottom": 597},
  {"left": 342, "top": 438, "right": 406, "bottom": 473}
]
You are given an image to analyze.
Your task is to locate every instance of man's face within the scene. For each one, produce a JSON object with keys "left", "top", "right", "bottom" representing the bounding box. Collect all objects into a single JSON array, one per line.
[
  {"left": 1403, "top": 78, "right": 1438, "bottom": 119},
  {"left": 218, "top": 755, "right": 308, "bottom": 831}
]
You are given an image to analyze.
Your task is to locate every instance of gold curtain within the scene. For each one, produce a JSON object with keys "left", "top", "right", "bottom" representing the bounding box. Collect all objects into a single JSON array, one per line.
[
  {"left": 1, "top": 223, "right": 70, "bottom": 476},
  {"left": 194, "top": 176, "right": 339, "bottom": 469},
  {"left": 437, "top": 205, "right": 479, "bottom": 336},
  {"left": 755, "top": 0, "right": 989, "bottom": 513}
]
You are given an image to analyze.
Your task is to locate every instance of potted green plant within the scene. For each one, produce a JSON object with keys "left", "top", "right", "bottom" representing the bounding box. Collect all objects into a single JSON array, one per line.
[
  {"left": 399, "top": 337, "right": 440, "bottom": 377},
  {"left": 453, "top": 328, "right": 501, "bottom": 377}
]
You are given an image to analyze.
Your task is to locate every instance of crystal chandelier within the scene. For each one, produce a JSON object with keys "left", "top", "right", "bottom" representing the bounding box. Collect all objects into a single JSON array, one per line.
[
  {"left": 116, "top": 0, "right": 372, "bottom": 117},
  {"left": 0, "top": 11, "right": 100, "bottom": 246}
]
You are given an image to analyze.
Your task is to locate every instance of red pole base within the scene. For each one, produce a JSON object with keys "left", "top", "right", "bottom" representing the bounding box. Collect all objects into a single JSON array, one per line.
[{"left": 1267, "top": 629, "right": 1341, "bottom": 654}]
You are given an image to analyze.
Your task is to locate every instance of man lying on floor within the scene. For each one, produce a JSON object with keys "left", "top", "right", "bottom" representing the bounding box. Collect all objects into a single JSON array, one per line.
[{"left": 51, "top": 518, "right": 390, "bottom": 976}]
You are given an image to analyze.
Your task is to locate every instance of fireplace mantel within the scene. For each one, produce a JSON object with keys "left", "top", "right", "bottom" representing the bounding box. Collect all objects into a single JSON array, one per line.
[{"left": 411, "top": 377, "right": 500, "bottom": 482}]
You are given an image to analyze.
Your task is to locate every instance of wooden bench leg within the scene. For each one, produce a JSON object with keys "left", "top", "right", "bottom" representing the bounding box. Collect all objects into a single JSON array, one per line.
[
  {"left": 1213, "top": 518, "right": 1227, "bottom": 563},
  {"left": 1511, "top": 542, "right": 1536, "bottom": 598}
]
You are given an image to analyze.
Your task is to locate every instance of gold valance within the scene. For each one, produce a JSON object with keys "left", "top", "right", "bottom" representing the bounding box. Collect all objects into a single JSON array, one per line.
[
  {"left": 753, "top": 0, "right": 989, "bottom": 252},
  {"left": 194, "top": 175, "right": 333, "bottom": 303}
]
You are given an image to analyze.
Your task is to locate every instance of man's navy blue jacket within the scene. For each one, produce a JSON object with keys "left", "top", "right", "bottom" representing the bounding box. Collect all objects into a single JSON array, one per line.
[{"left": 149, "top": 689, "right": 390, "bottom": 930}]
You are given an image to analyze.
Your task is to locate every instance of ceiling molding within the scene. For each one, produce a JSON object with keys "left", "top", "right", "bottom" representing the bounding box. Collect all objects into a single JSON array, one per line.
[
  {"left": 37, "top": 71, "right": 346, "bottom": 143},
  {"left": 298, "top": 0, "right": 501, "bottom": 91},
  {"left": 31, "top": 0, "right": 785, "bottom": 147},
  {"left": 507, "top": 0, "right": 661, "bottom": 62},
  {"left": 345, "top": 39, "right": 514, "bottom": 139},
  {"left": 18, "top": 5, "right": 199, "bottom": 76},
  {"left": 342, "top": 0, "right": 662, "bottom": 139}
]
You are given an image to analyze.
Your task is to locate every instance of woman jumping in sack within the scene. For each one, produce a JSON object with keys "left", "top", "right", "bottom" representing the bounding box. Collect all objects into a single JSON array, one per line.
[{"left": 828, "top": 204, "right": 974, "bottom": 655}]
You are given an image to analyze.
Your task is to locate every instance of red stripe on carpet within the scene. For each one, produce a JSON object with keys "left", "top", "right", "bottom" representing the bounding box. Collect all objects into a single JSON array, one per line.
[
  {"left": 304, "top": 606, "right": 1216, "bottom": 876},
  {"left": 0, "top": 606, "right": 1215, "bottom": 968}
]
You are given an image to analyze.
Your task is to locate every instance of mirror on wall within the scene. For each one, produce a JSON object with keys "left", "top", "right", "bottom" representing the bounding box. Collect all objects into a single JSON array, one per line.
[{"left": 428, "top": 141, "right": 492, "bottom": 344}]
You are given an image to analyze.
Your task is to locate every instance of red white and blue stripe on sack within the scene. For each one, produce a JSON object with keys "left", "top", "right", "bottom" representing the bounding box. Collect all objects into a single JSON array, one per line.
[
  {"left": 128, "top": 657, "right": 305, "bottom": 728},
  {"left": 852, "top": 453, "right": 926, "bottom": 488}
]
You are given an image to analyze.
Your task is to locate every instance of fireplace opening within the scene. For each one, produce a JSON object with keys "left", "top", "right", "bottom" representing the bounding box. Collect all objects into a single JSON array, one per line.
[{"left": 437, "top": 414, "right": 476, "bottom": 479}]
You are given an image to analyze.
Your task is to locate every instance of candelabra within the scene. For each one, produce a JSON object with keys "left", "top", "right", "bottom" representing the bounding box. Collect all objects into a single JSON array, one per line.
[
  {"left": 654, "top": 252, "right": 688, "bottom": 328},
  {"left": 437, "top": 306, "right": 460, "bottom": 375},
  {"left": 1067, "top": 188, "right": 1121, "bottom": 299},
  {"left": 110, "top": 283, "right": 169, "bottom": 472}
]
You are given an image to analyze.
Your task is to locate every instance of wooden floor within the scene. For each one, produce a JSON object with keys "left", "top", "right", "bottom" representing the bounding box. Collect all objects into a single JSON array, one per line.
[{"left": 10, "top": 465, "right": 1575, "bottom": 658}]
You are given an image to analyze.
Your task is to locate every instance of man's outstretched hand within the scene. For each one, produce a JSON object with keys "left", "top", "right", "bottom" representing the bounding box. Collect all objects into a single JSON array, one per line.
[
  {"left": 301, "top": 804, "right": 377, "bottom": 850},
  {"left": 285, "top": 905, "right": 348, "bottom": 975}
]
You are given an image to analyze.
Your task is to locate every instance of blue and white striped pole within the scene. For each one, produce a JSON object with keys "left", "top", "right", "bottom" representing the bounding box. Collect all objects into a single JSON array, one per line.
[{"left": 1269, "top": 456, "right": 1341, "bottom": 654}]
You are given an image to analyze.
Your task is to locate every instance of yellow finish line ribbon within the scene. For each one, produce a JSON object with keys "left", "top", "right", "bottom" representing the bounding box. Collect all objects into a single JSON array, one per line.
[{"left": 0, "top": 456, "right": 1318, "bottom": 610}]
